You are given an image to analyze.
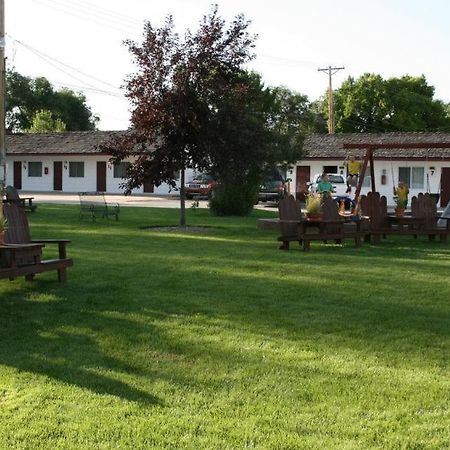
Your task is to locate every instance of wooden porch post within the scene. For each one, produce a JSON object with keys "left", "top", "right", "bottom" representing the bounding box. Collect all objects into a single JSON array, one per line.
[
  {"left": 369, "top": 149, "right": 376, "bottom": 193},
  {"left": 354, "top": 149, "right": 370, "bottom": 202}
]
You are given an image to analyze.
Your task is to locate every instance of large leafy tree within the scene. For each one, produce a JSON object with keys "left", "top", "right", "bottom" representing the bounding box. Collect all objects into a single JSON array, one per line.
[
  {"left": 6, "top": 70, "right": 98, "bottom": 132},
  {"left": 328, "top": 73, "right": 450, "bottom": 133},
  {"left": 207, "top": 78, "right": 314, "bottom": 214},
  {"left": 101, "top": 7, "right": 268, "bottom": 225},
  {"left": 27, "top": 110, "right": 67, "bottom": 133}
]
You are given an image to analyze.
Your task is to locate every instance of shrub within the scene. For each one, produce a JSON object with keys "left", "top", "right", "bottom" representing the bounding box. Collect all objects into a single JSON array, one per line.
[{"left": 209, "top": 183, "right": 258, "bottom": 216}]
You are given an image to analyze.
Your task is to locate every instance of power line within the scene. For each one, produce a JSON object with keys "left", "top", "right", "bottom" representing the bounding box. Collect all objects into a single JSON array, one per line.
[
  {"left": 50, "top": 81, "right": 127, "bottom": 99},
  {"left": 11, "top": 37, "right": 121, "bottom": 91},
  {"left": 257, "top": 54, "right": 320, "bottom": 68},
  {"left": 9, "top": 36, "right": 124, "bottom": 97},
  {"left": 54, "top": 0, "right": 143, "bottom": 27},
  {"left": 34, "top": 0, "right": 140, "bottom": 38}
]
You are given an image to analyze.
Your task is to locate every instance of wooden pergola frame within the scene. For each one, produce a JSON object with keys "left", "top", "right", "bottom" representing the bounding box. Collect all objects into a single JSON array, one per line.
[{"left": 343, "top": 142, "right": 450, "bottom": 202}]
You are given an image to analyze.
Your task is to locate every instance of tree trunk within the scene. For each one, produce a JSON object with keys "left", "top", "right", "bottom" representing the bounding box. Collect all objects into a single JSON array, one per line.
[{"left": 179, "top": 168, "right": 186, "bottom": 228}]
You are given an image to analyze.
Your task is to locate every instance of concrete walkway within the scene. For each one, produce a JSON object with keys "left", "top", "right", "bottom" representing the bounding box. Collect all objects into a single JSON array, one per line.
[{"left": 20, "top": 192, "right": 279, "bottom": 211}]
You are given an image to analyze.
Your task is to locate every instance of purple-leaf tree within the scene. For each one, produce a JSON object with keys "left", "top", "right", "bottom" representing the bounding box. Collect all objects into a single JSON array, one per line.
[{"left": 100, "top": 6, "right": 255, "bottom": 227}]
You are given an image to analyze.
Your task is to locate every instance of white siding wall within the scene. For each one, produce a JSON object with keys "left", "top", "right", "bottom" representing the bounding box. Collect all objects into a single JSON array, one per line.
[
  {"left": 5, "top": 155, "right": 194, "bottom": 195},
  {"left": 289, "top": 160, "right": 448, "bottom": 206}
]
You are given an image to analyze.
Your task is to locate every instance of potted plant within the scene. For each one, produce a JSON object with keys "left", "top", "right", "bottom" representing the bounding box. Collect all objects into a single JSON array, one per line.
[
  {"left": 394, "top": 196, "right": 407, "bottom": 217},
  {"left": 305, "top": 192, "right": 322, "bottom": 220}
]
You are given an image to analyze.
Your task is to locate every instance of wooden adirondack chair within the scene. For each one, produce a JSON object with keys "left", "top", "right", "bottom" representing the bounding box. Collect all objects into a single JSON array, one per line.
[
  {"left": 411, "top": 193, "right": 450, "bottom": 242},
  {"left": 278, "top": 195, "right": 364, "bottom": 252},
  {"left": 4, "top": 185, "right": 37, "bottom": 212},
  {"left": 277, "top": 195, "right": 304, "bottom": 250},
  {"left": 0, "top": 204, "right": 73, "bottom": 282},
  {"left": 359, "top": 192, "right": 390, "bottom": 242}
]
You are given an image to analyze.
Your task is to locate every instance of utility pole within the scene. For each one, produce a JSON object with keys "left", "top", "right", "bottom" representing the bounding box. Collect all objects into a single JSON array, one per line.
[
  {"left": 0, "top": 0, "right": 5, "bottom": 194},
  {"left": 318, "top": 65, "right": 344, "bottom": 134}
]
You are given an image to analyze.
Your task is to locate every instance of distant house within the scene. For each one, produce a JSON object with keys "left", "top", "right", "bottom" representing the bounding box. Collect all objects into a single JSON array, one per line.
[
  {"left": 4, "top": 131, "right": 191, "bottom": 195},
  {"left": 5, "top": 130, "right": 450, "bottom": 206},
  {"left": 288, "top": 132, "right": 450, "bottom": 206}
]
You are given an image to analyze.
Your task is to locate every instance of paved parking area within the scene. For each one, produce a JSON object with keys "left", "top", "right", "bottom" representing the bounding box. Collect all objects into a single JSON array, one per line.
[{"left": 20, "top": 192, "right": 279, "bottom": 211}]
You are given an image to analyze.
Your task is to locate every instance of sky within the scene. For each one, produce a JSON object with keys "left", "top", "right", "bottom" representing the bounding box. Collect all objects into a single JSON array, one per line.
[{"left": 6, "top": 0, "right": 450, "bottom": 131}]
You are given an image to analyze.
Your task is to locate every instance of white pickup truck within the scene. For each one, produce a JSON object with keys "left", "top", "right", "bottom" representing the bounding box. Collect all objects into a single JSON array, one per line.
[{"left": 308, "top": 173, "right": 348, "bottom": 197}]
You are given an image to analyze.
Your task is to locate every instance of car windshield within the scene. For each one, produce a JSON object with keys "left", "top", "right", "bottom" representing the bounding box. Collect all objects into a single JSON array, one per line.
[
  {"left": 192, "top": 174, "right": 213, "bottom": 183},
  {"left": 316, "top": 175, "right": 344, "bottom": 183}
]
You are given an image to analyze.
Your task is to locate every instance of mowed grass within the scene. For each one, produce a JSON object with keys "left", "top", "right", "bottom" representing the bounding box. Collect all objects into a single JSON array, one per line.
[{"left": 0, "top": 204, "right": 449, "bottom": 449}]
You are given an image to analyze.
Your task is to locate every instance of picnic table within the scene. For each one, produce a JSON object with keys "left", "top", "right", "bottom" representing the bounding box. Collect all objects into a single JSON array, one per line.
[
  {"left": 2, "top": 196, "right": 37, "bottom": 212},
  {"left": 386, "top": 214, "right": 426, "bottom": 233}
]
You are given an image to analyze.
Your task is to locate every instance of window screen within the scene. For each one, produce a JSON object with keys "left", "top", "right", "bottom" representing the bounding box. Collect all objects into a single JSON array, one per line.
[
  {"left": 411, "top": 167, "right": 424, "bottom": 189},
  {"left": 28, "top": 162, "right": 42, "bottom": 177},
  {"left": 69, "top": 162, "right": 84, "bottom": 178},
  {"left": 113, "top": 162, "right": 129, "bottom": 178}
]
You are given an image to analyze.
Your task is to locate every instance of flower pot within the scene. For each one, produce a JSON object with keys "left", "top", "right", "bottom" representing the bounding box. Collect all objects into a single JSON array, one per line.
[
  {"left": 306, "top": 212, "right": 322, "bottom": 221},
  {"left": 395, "top": 207, "right": 406, "bottom": 217},
  {"left": 0, "top": 230, "right": 4, "bottom": 245}
]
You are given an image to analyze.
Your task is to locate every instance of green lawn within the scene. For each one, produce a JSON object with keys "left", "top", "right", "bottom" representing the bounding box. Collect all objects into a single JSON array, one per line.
[{"left": 0, "top": 205, "right": 449, "bottom": 449}]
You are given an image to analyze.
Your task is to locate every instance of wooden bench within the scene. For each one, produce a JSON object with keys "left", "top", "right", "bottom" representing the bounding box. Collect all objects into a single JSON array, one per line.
[
  {"left": 278, "top": 195, "right": 366, "bottom": 252},
  {"left": 0, "top": 204, "right": 73, "bottom": 282},
  {"left": 360, "top": 192, "right": 450, "bottom": 242},
  {"left": 3, "top": 185, "right": 37, "bottom": 212},
  {"left": 79, "top": 192, "right": 120, "bottom": 221}
]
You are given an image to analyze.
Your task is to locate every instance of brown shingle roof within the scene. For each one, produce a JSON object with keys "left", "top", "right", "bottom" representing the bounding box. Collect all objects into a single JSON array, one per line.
[
  {"left": 5, "top": 130, "right": 450, "bottom": 159},
  {"left": 5, "top": 131, "right": 127, "bottom": 155},
  {"left": 303, "top": 132, "right": 450, "bottom": 159}
]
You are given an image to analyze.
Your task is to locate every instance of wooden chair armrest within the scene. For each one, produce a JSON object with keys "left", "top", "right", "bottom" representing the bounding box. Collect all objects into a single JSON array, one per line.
[
  {"left": 311, "top": 219, "right": 345, "bottom": 224},
  {"left": 31, "top": 240, "right": 70, "bottom": 259},
  {"left": 0, "top": 243, "right": 44, "bottom": 250},
  {"left": 278, "top": 219, "right": 304, "bottom": 224},
  {"left": 31, "top": 239, "right": 71, "bottom": 244}
]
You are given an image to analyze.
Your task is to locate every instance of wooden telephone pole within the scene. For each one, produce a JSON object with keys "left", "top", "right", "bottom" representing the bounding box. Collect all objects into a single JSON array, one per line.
[
  {"left": 318, "top": 65, "right": 344, "bottom": 134},
  {"left": 0, "top": 0, "right": 5, "bottom": 194}
]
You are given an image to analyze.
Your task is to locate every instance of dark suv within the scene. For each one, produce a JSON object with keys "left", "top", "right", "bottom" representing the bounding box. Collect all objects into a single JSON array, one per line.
[{"left": 257, "top": 172, "right": 286, "bottom": 203}]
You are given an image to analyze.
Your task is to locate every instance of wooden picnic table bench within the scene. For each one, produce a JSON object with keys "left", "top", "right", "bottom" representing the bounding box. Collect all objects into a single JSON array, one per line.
[
  {"left": 79, "top": 192, "right": 120, "bottom": 221},
  {"left": 277, "top": 195, "right": 367, "bottom": 252},
  {"left": 3, "top": 186, "right": 37, "bottom": 212},
  {"left": 360, "top": 192, "right": 450, "bottom": 243}
]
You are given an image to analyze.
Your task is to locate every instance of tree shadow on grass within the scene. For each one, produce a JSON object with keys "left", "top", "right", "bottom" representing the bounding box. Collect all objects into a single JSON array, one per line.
[
  {"left": 1, "top": 226, "right": 449, "bottom": 401},
  {"left": 0, "top": 288, "right": 162, "bottom": 405}
]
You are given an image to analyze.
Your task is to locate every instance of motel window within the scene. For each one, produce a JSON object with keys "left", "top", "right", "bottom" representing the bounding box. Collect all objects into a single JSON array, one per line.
[
  {"left": 398, "top": 167, "right": 424, "bottom": 189},
  {"left": 69, "top": 162, "right": 85, "bottom": 178},
  {"left": 113, "top": 162, "right": 130, "bottom": 178},
  {"left": 28, "top": 162, "right": 42, "bottom": 177},
  {"left": 323, "top": 165, "right": 338, "bottom": 174},
  {"left": 411, "top": 167, "right": 424, "bottom": 189}
]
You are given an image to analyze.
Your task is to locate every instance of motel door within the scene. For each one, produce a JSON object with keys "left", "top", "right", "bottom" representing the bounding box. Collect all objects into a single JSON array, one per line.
[
  {"left": 54, "top": 161, "right": 63, "bottom": 191},
  {"left": 295, "top": 166, "right": 310, "bottom": 202},
  {"left": 13, "top": 161, "right": 22, "bottom": 190},
  {"left": 97, "top": 161, "right": 107, "bottom": 192},
  {"left": 143, "top": 179, "right": 154, "bottom": 193},
  {"left": 441, "top": 168, "right": 450, "bottom": 207}
]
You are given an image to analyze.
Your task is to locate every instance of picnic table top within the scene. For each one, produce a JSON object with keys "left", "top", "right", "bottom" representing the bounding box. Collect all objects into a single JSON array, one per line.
[{"left": 257, "top": 215, "right": 366, "bottom": 231}]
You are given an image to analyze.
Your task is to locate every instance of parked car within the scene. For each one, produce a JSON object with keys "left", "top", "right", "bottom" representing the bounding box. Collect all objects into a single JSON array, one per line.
[
  {"left": 308, "top": 173, "right": 355, "bottom": 209},
  {"left": 257, "top": 172, "right": 286, "bottom": 203},
  {"left": 185, "top": 174, "right": 217, "bottom": 199},
  {"left": 308, "top": 173, "right": 348, "bottom": 197}
]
